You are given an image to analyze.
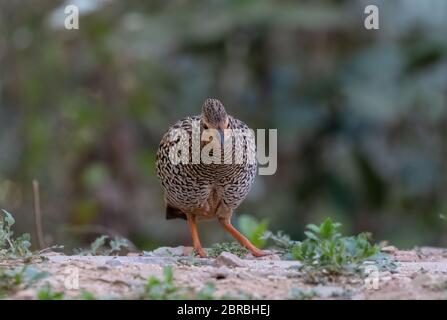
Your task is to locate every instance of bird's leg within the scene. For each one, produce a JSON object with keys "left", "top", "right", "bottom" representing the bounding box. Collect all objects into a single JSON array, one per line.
[
  {"left": 216, "top": 202, "right": 267, "bottom": 257},
  {"left": 186, "top": 214, "right": 207, "bottom": 258},
  {"left": 218, "top": 217, "right": 268, "bottom": 257}
]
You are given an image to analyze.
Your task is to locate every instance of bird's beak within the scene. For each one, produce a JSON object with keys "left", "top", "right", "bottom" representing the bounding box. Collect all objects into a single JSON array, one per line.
[{"left": 217, "top": 129, "right": 225, "bottom": 147}]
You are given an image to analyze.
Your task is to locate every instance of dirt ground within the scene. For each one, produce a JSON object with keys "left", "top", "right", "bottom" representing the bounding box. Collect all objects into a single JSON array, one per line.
[{"left": 4, "top": 246, "right": 447, "bottom": 300}]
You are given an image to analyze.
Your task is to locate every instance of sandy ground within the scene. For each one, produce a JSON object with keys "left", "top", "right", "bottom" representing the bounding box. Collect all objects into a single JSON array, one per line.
[{"left": 3, "top": 246, "right": 447, "bottom": 300}]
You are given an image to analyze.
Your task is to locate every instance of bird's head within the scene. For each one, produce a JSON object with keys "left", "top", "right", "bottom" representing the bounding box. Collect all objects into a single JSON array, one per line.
[{"left": 201, "top": 98, "right": 229, "bottom": 146}]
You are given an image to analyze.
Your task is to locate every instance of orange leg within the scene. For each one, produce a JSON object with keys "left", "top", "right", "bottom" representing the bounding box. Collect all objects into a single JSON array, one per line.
[
  {"left": 218, "top": 218, "right": 267, "bottom": 257},
  {"left": 186, "top": 214, "right": 207, "bottom": 258}
]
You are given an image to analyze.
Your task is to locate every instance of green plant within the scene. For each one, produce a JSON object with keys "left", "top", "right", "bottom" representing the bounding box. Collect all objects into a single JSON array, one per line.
[
  {"left": 36, "top": 286, "right": 98, "bottom": 300},
  {"left": 263, "top": 218, "right": 384, "bottom": 273},
  {"left": 109, "top": 236, "right": 131, "bottom": 254},
  {"left": 144, "top": 266, "right": 188, "bottom": 299},
  {"left": 0, "top": 266, "right": 50, "bottom": 298},
  {"left": 290, "top": 287, "right": 318, "bottom": 300},
  {"left": 208, "top": 242, "right": 249, "bottom": 258},
  {"left": 237, "top": 215, "right": 269, "bottom": 249},
  {"left": 291, "top": 218, "right": 380, "bottom": 273},
  {"left": 143, "top": 266, "right": 217, "bottom": 300},
  {"left": 261, "top": 230, "right": 297, "bottom": 251},
  {"left": 37, "top": 283, "right": 65, "bottom": 300},
  {"left": 195, "top": 283, "right": 217, "bottom": 300},
  {"left": 0, "top": 209, "right": 32, "bottom": 259},
  {"left": 78, "top": 289, "right": 97, "bottom": 300},
  {"left": 75, "top": 235, "right": 131, "bottom": 256},
  {"left": 89, "top": 235, "right": 109, "bottom": 255}
]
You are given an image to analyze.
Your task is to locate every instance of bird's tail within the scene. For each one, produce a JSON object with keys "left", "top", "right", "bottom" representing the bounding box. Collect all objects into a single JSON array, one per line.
[{"left": 165, "top": 204, "right": 187, "bottom": 220}]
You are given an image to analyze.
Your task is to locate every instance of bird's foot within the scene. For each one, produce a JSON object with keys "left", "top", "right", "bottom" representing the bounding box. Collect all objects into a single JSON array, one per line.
[
  {"left": 182, "top": 246, "right": 194, "bottom": 256},
  {"left": 182, "top": 246, "right": 207, "bottom": 258},
  {"left": 250, "top": 249, "right": 271, "bottom": 258},
  {"left": 194, "top": 247, "right": 207, "bottom": 258}
]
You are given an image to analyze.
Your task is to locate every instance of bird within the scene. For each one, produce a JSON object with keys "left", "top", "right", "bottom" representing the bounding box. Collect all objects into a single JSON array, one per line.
[{"left": 156, "top": 98, "right": 267, "bottom": 258}]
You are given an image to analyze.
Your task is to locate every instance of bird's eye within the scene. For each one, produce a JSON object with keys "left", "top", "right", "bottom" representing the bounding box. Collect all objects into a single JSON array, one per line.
[{"left": 203, "top": 124, "right": 208, "bottom": 129}]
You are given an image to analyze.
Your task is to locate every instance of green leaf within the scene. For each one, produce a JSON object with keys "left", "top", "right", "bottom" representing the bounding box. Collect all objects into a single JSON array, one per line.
[
  {"left": 196, "top": 282, "right": 216, "bottom": 300},
  {"left": 147, "top": 277, "right": 161, "bottom": 287},
  {"left": 1, "top": 210, "right": 15, "bottom": 227},
  {"left": 163, "top": 266, "right": 173, "bottom": 284},
  {"left": 89, "top": 235, "right": 108, "bottom": 255},
  {"left": 305, "top": 224, "right": 321, "bottom": 234},
  {"left": 261, "top": 231, "right": 296, "bottom": 250},
  {"left": 109, "top": 236, "right": 131, "bottom": 255},
  {"left": 0, "top": 210, "right": 32, "bottom": 258},
  {"left": 319, "top": 218, "right": 335, "bottom": 239},
  {"left": 22, "top": 266, "right": 50, "bottom": 287},
  {"left": 238, "top": 214, "right": 269, "bottom": 248},
  {"left": 79, "top": 289, "right": 96, "bottom": 300},
  {"left": 304, "top": 231, "right": 319, "bottom": 242},
  {"left": 37, "top": 284, "right": 64, "bottom": 300}
]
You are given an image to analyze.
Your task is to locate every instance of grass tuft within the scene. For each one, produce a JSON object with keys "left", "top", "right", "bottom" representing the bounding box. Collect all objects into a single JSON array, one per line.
[
  {"left": 143, "top": 266, "right": 218, "bottom": 300},
  {"left": 208, "top": 242, "right": 249, "bottom": 258},
  {"left": 74, "top": 235, "right": 131, "bottom": 256}
]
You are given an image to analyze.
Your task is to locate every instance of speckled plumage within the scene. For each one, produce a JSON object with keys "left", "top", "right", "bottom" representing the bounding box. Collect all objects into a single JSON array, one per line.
[
  {"left": 155, "top": 98, "right": 265, "bottom": 258},
  {"left": 156, "top": 108, "right": 257, "bottom": 220}
]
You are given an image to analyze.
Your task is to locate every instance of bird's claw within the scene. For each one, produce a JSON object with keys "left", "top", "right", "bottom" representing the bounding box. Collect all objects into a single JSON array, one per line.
[
  {"left": 182, "top": 246, "right": 207, "bottom": 258},
  {"left": 195, "top": 248, "right": 207, "bottom": 258},
  {"left": 251, "top": 249, "right": 271, "bottom": 258}
]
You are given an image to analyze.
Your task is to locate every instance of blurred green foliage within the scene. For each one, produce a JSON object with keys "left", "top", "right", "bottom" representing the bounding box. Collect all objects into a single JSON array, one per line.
[
  {"left": 0, "top": 266, "right": 50, "bottom": 298},
  {"left": 0, "top": 0, "right": 446, "bottom": 249},
  {"left": 0, "top": 209, "right": 32, "bottom": 258},
  {"left": 238, "top": 214, "right": 269, "bottom": 248},
  {"left": 36, "top": 284, "right": 65, "bottom": 300},
  {"left": 143, "top": 266, "right": 217, "bottom": 300}
]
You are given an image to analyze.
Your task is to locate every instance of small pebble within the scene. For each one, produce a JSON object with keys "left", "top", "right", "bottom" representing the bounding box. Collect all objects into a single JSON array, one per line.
[
  {"left": 105, "top": 259, "right": 123, "bottom": 267},
  {"left": 214, "top": 252, "right": 246, "bottom": 268}
]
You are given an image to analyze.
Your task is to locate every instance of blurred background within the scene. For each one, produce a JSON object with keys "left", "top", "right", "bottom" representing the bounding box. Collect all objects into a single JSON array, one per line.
[{"left": 0, "top": 0, "right": 446, "bottom": 251}]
